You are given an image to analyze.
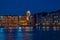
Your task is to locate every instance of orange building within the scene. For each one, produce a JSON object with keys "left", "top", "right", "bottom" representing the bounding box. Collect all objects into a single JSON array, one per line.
[{"left": 2, "top": 16, "right": 18, "bottom": 27}]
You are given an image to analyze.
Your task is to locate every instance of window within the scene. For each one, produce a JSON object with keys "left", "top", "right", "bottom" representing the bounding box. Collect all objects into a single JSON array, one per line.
[
  {"left": 0, "top": 16, "right": 3, "bottom": 19},
  {"left": 53, "top": 26, "right": 57, "bottom": 31},
  {"left": 57, "top": 26, "right": 60, "bottom": 30}
]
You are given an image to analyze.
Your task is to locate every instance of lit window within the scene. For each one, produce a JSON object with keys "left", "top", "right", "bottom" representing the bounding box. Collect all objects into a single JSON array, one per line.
[
  {"left": 46, "top": 21, "right": 50, "bottom": 25},
  {"left": 57, "top": 26, "right": 60, "bottom": 30},
  {"left": 54, "top": 16, "right": 58, "bottom": 18},
  {"left": 0, "top": 16, "right": 3, "bottom": 19},
  {"left": 43, "top": 22, "right": 45, "bottom": 25},
  {"left": 53, "top": 26, "right": 57, "bottom": 31}
]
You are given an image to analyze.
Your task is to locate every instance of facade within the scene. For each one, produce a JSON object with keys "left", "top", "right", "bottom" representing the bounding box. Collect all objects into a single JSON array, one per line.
[
  {"left": 1, "top": 16, "right": 18, "bottom": 27},
  {"left": 0, "top": 10, "right": 60, "bottom": 31},
  {"left": 33, "top": 11, "right": 60, "bottom": 31}
]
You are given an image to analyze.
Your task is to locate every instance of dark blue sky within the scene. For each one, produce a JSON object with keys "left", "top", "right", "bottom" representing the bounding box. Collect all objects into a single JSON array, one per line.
[{"left": 0, "top": 0, "right": 60, "bottom": 15}]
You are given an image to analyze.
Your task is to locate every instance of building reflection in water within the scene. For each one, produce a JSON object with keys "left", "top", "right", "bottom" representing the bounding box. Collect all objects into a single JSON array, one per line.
[
  {"left": 3, "top": 26, "right": 34, "bottom": 40},
  {"left": 0, "top": 27, "right": 48, "bottom": 40},
  {"left": 0, "top": 27, "right": 5, "bottom": 40},
  {"left": 4, "top": 27, "right": 17, "bottom": 40},
  {"left": 23, "top": 32, "right": 33, "bottom": 40},
  {"left": 16, "top": 27, "right": 23, "bottom": 40},
  {"left": 0, "top": 26, "right": 60, "bottom": 40},
  {"left": 22, "top": 26, "right": 33, "bottom": 40}
]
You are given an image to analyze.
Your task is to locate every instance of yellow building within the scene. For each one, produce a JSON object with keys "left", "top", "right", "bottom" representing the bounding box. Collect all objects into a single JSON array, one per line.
[
  {"left": 19, "top": 16, "right": 28, "bottom": 26},
  {"left": 19, "top": 10, "right": 31, "bottom": 27}
]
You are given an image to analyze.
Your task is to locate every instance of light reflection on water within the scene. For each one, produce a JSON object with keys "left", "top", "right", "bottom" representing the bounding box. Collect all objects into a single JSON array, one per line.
[
  {"left": 0, "top": 32, "right": 5, "bottom": 40},
  {"left": 0, "top": 28, "right": 5, "bottom": 40},
  {"left": 0, "top": 27, "right": 60, "bottom": 40},
  {"left": 17, "top": 27, "right": 23, "bottom": 40},
  {"left": 0, "top": 27, "right": 33, "bottom": 40}
]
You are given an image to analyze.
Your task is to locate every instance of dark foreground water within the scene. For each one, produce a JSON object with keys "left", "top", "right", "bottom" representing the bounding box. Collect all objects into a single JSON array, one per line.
[{"left": 0, "top": 27, "right": 60, "bottom": 40}]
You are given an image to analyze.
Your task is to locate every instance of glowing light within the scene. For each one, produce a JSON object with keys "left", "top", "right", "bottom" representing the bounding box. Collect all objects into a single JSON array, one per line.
[
  {"left": 18, "top": 27, "right": 22, "bottom": 32},
  {"left": 0, "top": 28, "right": 4, "bottom": 32}
]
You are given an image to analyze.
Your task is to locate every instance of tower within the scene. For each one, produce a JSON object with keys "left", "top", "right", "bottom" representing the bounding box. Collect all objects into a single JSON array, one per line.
[
  {"left": 26, "top": 10, "right": 31, "bottom": 17},
  {"left": 26, "top": 10, "right": 31, "bottom": 21}
]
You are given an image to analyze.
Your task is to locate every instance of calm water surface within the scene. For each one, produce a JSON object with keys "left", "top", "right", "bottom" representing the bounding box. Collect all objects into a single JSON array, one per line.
[{"left": 0, "top": 27, "right": 60, "bottom": 40}]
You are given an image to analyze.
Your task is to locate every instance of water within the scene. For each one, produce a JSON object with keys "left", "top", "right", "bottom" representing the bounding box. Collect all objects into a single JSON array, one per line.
[{"left": 0, "top": 27, "right": 60, "bottom": 40}]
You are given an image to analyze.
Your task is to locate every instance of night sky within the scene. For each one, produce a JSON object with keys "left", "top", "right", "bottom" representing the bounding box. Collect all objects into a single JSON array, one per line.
[{"left": 0, "top": 0, "right": 60, "bottom": 15}]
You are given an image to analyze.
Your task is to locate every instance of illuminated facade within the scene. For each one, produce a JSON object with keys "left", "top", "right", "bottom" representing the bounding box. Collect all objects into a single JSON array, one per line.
[
  {"left": 0, "top": 10, "right": 60, "bottom": 31},
  {"left": 33, "top": 10, "right": 60, "bottom": 31},
  {"left": 0, "top": 11, "right": 31, "bottom": 27}
]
